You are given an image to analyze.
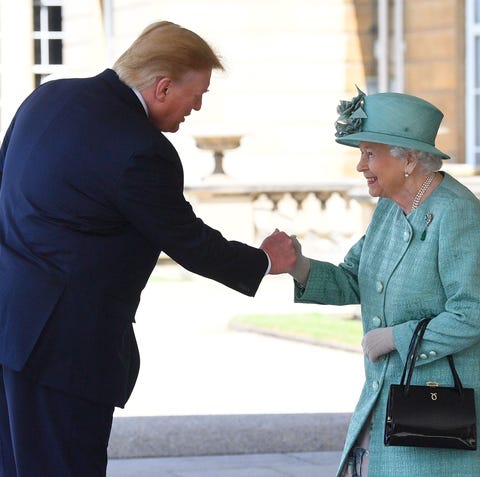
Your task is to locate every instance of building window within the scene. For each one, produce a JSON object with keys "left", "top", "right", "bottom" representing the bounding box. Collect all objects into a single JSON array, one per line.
[
  {"left": 0, "top": 1, "right": 2, "bottom": 134},
  {"left": 466, "top": 0, "right": 480, "bottom": 166},
  {"left": 33, "top": 0, "right": 63, "bottom": 87}
]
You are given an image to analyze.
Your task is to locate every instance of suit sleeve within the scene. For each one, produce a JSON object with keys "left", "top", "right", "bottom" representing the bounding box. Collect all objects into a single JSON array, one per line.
[
  {"left": 294, "top": 235, "right": 363, "bottom": 305},
  {"left": 116, "top": 151, "right": 268, "bottom": 297},
  {"left": 393, "top": 196, "right": 480, "bottom": 364}
]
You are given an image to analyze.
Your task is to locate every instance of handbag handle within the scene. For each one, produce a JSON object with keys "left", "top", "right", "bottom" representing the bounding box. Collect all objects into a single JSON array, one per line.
[{"left": 400, "top": 318, "right": 464, "bottom": 396}]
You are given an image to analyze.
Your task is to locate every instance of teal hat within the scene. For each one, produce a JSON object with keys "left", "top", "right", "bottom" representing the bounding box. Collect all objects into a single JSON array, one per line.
[{"left": 334, "top": 87, "right": 449, "bottom": 159}]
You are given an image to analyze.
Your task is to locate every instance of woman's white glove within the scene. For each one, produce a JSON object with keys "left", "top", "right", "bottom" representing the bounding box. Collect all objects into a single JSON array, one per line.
[
  {"left": 289, "top": 235, "right": 310, "bottom": 286},
  {"left": 362, "top": 327, "right": 395, "bottom": 362}
]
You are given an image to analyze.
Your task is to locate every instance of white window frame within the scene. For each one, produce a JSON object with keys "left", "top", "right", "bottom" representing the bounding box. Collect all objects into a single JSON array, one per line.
[
  {"left": 0, "top": 1, "right": 2, "bottom": 134},
  {"left": 466, "top": 0, "right": 480, "bottom": 166},
  {"left": 33, "top": 0, "right": 63, "bottom": 84}
]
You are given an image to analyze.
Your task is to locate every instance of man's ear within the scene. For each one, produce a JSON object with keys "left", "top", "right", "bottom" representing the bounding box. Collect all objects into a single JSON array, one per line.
[{"left": 154, "top": 77, "right": 171, "bottom": 101}]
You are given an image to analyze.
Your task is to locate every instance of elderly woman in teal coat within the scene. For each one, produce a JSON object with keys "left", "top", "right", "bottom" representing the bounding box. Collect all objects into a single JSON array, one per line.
[{"left": 290, "top": 89, "right": 480, "bottom": 476}]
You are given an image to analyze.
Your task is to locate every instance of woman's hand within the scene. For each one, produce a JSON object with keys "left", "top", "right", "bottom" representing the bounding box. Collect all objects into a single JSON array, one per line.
[
  {"left": 289, "top": 235, "right": 311, "bottom": 286},
  {"left": 362, "top": 327, "right": 395, "bottom": 362}
]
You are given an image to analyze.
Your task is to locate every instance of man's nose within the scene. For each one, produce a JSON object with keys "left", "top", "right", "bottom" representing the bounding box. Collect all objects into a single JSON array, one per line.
[{"left": 193, "top": 97, "right": 202, "bottom": 111}]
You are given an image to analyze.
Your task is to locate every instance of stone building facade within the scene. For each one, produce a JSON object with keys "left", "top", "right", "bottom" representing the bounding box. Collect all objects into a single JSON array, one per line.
[{"left": 0, "top": 0, "right": 478, "bottom": 182}]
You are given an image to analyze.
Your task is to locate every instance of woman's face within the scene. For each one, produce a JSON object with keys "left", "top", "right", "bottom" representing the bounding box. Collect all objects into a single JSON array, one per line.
[{"left": 357, "top": 141, "right": 405, "bottom": 199}]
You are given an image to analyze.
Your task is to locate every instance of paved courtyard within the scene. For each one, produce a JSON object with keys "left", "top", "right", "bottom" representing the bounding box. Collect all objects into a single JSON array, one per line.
[
  {"left": 107, "top": 262, "right": 364, "bottom": 476},
  {"left": 113, "top": 262, "right": 364, "bottom": 419}
]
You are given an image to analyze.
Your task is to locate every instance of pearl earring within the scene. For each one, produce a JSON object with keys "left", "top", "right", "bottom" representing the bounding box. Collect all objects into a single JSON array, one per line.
[{"left": 404, "top": 172, "right": 409, "bottom": 178}]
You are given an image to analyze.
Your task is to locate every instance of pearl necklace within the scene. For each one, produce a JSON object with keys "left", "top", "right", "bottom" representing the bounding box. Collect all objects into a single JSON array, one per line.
[{"left": 411, "top": 173, "right": 435, "bottom": 211}]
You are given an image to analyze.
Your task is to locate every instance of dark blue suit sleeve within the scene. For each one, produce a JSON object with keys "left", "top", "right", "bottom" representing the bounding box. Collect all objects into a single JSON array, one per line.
[{"left": 116, "top": 151, "right": 268, "bottom": 296}]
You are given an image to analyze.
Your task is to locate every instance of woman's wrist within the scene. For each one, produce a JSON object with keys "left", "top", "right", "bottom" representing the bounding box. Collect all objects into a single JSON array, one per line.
[{"left": 290, "top": 256, "right": 311, "bottom": 286}]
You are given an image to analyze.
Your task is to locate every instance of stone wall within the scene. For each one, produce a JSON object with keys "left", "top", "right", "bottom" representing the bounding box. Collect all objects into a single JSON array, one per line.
[{"left": 404, "top": 0, "right": 465, "bottom": 161}]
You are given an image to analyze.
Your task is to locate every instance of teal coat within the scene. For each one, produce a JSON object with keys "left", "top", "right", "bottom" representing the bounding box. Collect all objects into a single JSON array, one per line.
[{"left": 295, "top": 173, "right": 480, "bottom": 476}]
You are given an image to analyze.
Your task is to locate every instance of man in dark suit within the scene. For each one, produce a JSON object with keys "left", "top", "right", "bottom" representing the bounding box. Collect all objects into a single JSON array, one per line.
[{"left": 0, "top": 21, "right": 296, "bottom": 476}]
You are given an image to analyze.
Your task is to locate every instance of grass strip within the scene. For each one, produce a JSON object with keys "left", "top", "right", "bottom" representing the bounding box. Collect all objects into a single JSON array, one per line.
[{"left": 230, "top": 313, "right": 362, "bottom": 350}]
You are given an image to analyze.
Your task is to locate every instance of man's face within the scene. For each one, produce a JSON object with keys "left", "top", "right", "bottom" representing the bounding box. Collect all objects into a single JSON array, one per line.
[{"left": 150, "top": 69, "right": 212, "bottom": 133}]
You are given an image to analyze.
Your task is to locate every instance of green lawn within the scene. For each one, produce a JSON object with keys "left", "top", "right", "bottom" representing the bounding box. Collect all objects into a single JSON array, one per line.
[{"left": 230, "top": 313, "right": 363, "bottom": 350}]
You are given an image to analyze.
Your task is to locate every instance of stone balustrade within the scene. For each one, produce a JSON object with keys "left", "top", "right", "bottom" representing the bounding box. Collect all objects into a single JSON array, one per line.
[
  {"left": 184, "top": 170, "right": 480, "bottom": 262},
  {"left": 184, "top": 178, "right": 375, "bottom": 262}
]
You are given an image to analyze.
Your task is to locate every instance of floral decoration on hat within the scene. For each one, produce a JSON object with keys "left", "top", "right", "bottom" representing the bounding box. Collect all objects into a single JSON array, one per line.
[{"left": 335, "top": 86, "right": 367, "bottom": 138}]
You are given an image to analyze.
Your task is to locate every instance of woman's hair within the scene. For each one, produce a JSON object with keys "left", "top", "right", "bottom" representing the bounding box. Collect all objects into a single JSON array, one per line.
[
  {"left": 113, "top": 21, "right": 224, "bottom": 90},
  {"left": 390, "top": 146, "right": 443, "bottom": 174}
]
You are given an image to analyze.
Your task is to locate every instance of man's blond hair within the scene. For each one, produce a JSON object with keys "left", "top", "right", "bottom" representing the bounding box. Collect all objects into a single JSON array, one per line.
[{"left": 113, "top": 21, "right": 224, "bottom": 90}]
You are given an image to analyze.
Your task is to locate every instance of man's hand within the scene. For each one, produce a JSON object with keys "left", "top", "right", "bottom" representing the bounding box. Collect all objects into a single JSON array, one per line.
[{"left": 260, "top": 229, "right": 296, "bottom": 274}]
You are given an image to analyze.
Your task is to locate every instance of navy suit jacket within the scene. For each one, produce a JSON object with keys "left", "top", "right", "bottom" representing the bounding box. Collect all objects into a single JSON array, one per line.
[{"left": 0, "top": 69, "right": 268, "bottom": 406}]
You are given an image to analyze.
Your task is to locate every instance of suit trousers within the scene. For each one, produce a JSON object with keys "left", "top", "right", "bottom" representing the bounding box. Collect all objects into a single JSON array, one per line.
[{"left": 0, "top": 366, "right": 114, "bottom": 477}]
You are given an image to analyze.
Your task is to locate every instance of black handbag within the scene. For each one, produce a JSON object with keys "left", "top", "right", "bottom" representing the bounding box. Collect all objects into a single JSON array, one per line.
[{"left": 384, "top": 318, "right": 477, "bottom": 450}]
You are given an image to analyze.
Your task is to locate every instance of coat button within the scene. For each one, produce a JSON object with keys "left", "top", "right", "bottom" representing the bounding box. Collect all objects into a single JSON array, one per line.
[
  {"left": 372, "top": 316, "right": 382, "bottom": 327},
  {"left": 429, "top": 351, "right": 437, "bottom": 357},
  {"left": 403, "top": 230, "right": 410, "bottom": 242},
  {"left": 376, "top": 281, "right": 384, "bottom": 293},
  {"left": 419, "top": 353, "right": 428, "bottom": 360},
  {"left": 372, "top": 381, "right": 379, "bottom": 390}
]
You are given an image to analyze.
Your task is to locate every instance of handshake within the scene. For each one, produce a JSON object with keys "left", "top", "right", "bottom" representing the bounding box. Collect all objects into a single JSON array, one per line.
[{"left": 260, "top": 229, "right": 311, "bottom": 286}]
